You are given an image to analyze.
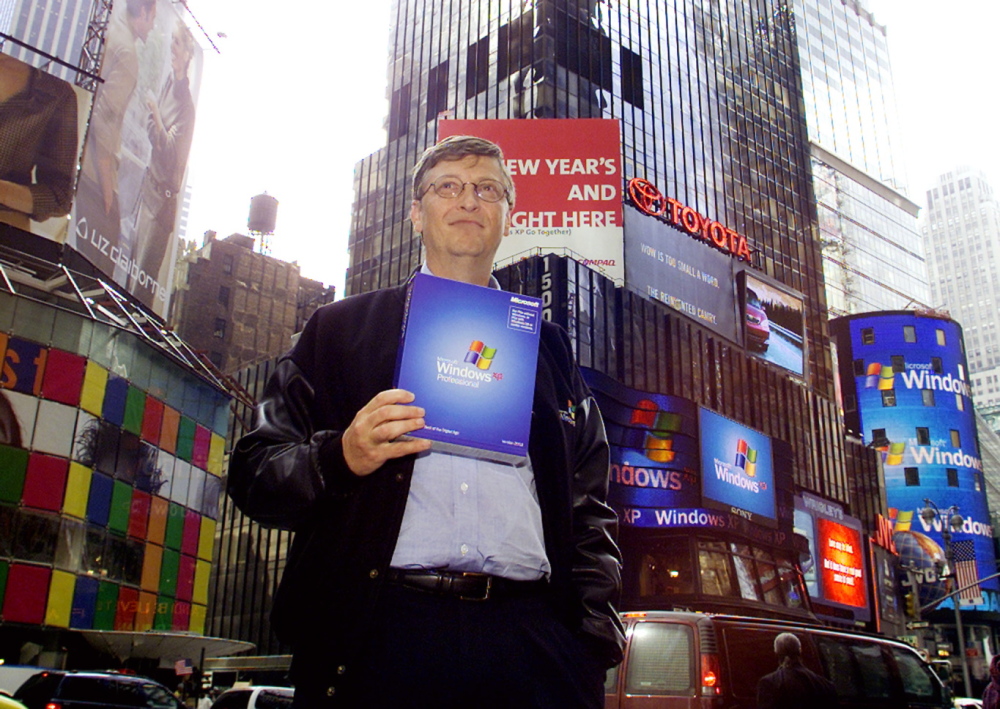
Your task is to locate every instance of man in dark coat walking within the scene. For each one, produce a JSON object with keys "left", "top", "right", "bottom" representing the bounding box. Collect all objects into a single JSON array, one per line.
[{"left": 757, "top": 632, "right": 838, "bottom": 709}]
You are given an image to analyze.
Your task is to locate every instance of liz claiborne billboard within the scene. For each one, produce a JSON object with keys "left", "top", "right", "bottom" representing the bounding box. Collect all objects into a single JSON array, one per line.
[
  {"left": 837, "top": 312, "right": 999, "bottom": 614},
  {"left": 69, "top": 0, "right": 203, "bottom": 319}
]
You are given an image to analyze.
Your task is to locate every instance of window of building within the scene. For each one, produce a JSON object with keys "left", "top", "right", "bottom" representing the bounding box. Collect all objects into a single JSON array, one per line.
[
  {"left": 956, "top": 394, "right": 965, "bottom": 411},
  {"left": 209, "top": 351, "right": 223, "bottom": 368},
  {"left": 891, "top": 355, "right": 905, "bottom": 373},
  {"left": 844, "top": 393, "right": 856, "bottom": 412},
  {"left": 426, "top": 60, "right": 450, "bottom": 119},
  {"left": 947, "top": 468, "right": 959, "bottom": 488},
  {"left": 950, "top": 429, "right": 961, "bottom": 447},
  {"left": 904, "top": 326, "right": 916, "bottom": 343},
  {"left": 636, "top": 541, "right": 695, "bottom": 598},
  {"left": 904, "top": 468, "right": 920, "bottom": 486},
  {"left": 498, "top": 14, "right": 532, "bottom": 81},
  {"left": 932, "top": 356, "right": 943, "bottom": 374},
  {"left": 621, "top": 46, "right": 644, "bottom": 109},
  {"left": 936, "top": 329, "right": 946, "bottom": 346},
  {"left": 389, "top": 83, "right": 411, "bottom": 140},
  {"left": 853, "top": 359, "right": 866, "bottom": 376},
  {"left": 881, "top": 389, "right": 896, "bottom": 407},
  {"left": 697, "top": 540, "right": 737, "bottom": 598},
  {"left": 975, "top": 472, "right": 984, "bottom": 492},
  {"left": 218, "top": 286, "right": 230, "bottom": 307},
  {"left": 921, "top": 389, "right": 935, "bottom": 407},
  {"left": 916, "top": 427, "right": 930, "bottom": 445},
  {"left": 861, "top": 327, "right": 875, "bottom": 345},
  {"left": 222, "top": 254, "right": 234, "bottom": 275},
  {"left": 213, "top": 318, "right": 226, "bottom": 339},
  {"left": 555, "top": 9, "right": 613, "bottom": 92},
  {"left": 466, "top": 35, "right": 490, "bottom": 97},
  {"left": 871, "top": 428, "right": 887, "bottom": 446}
]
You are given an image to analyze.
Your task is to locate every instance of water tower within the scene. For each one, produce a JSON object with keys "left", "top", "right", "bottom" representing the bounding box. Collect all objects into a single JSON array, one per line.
[{"left": 248, "top": 193, "right": 278, "bottom": 255}]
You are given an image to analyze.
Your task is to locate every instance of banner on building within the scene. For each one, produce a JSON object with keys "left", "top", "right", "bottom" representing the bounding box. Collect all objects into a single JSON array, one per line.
[
  {"left": 438, "top": 119, "right": 624, "bottom": 282},
  {"left": 69, "top": 0, "right": 203, "bottom": 319},
  {"left": 0, "top": 52, "right": 92, "bottom": 242}
]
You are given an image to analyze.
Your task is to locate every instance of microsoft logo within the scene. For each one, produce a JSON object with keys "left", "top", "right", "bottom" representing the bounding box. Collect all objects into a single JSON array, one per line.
[
  {"left": 864, "top": 362, "right": 895, "bottom": 390},
  {"left": 465, "top": 340, "right": 497, "bottom": 370},
  {"left": 630, "top": 400, "right": 682, "bottom": 463},
  {"left": 734, "top": 439, "right": 758, "bottom": 477}
]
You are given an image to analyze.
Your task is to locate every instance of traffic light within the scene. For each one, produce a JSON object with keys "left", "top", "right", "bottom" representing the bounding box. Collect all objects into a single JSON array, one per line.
[{"left": 904, "top": 592, "right": 916, "bottom": 618}]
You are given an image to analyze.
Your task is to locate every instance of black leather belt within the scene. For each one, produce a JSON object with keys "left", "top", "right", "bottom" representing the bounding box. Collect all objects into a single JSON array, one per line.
[{"left": 385, "top": 568, "right": 548, "bottom": 601}]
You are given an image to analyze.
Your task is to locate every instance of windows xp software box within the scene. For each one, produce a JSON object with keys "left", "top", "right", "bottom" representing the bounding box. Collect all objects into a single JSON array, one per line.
[{"left": 394, "top": 272, "right": 543, "bottom": 462}]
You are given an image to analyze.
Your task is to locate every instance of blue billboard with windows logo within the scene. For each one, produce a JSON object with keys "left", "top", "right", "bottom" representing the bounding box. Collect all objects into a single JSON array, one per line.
[{"left": 831, "top": 312, "right": 998, "bottom": 614}]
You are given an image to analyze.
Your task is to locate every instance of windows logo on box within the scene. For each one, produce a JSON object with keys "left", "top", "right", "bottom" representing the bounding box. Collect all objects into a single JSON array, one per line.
[
  {"left": 734, "top": 439, "right": 758, "bottom": 477},
  {"left": 630, "top": 400, "right": 682, "bottom": 463},
  {"left": 864, "top": 362, "right": 895, "bottom": 390},
  {"left": 465, "top": 340, "right": 497, "bottom": 370}
]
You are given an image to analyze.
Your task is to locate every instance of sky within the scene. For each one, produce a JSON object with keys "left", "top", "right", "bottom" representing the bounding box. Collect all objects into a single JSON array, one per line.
[{"left": 180, "top": 1, "right": 1000, "bottom": 298}]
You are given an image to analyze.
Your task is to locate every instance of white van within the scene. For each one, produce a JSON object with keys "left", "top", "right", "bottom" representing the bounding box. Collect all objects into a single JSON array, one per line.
[{"left": 208, "top": 686, "right": 293, "bottom": 709}]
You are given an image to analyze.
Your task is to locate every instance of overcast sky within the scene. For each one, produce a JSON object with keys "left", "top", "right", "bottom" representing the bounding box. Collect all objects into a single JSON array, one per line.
[{"left": 181, "top": 1, "right": 999, "bottom": 297}]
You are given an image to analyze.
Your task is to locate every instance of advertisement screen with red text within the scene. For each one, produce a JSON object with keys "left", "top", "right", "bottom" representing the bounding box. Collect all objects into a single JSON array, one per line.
[{"left": 438, "top": 119, "right": 624, "bottom": 282}]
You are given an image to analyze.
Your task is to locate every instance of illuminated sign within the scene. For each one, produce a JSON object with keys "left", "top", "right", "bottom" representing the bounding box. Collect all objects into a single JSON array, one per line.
[
  {"left": 627, "top": 178, "right": 752, "bottom": 261},
  {"left": 817, "top": 518, "right": 867, "bottom": 608},
  {"left": 699, "top": 407, "right": 776, "bottom": 527}
]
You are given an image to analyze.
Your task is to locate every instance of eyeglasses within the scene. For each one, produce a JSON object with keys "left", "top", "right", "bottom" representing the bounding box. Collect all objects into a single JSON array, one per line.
[{"left": 420, "top": 178, "right": 509, "bottom": 203}]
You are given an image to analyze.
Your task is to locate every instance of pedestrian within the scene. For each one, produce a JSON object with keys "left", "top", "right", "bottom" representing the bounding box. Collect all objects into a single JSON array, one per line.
[
  {"left": 228, "top": 134, "right": 625, "bottom": 708},
  {"left": 756, "top": 632, "right": 838, "bottom": 709},
  {"left": 983, "top": 655, "right": 1000, "bottom": 709}
]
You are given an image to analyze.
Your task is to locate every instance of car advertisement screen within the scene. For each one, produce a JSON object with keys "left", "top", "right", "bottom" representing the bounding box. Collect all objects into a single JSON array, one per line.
[
  {"left": 840, "top": 313, "right": 998, "bottom": 614},
  {"left": 699, "top": 407, "right": 776, "bottom": 528},
  {"left": 0, "top": 52, "right": 92, "bottom": 242},
  {"left": 438, "top": 119, "right": 624, "bottom": 282},
  {"left": 741, "top": 270, "right": 806, "bottom": 377},
  {"left": 69, "top": 0, "right": 203, "bottom": 319},
  {"left": 623, "top": 205, "right": 739, "bottom": 342}
]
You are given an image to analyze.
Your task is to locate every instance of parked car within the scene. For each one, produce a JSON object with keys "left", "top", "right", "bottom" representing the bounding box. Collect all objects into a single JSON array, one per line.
[
  {"left": 605, "top": 611, "right": 950, "bottom": 708},
  {"left": 13, "top": 670, "right": 182, "bottom": 709},
  {"left": 208, "top": 686, "right": 293, "bottom": 709},
  {"left": 0, "top": 693, "right": 28, "bottom": 709}
]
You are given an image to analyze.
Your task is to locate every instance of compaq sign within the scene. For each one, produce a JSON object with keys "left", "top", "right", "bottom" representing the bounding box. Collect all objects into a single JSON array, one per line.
[{"left": 627, "top": 178, "right": 753, "bottom": 262}]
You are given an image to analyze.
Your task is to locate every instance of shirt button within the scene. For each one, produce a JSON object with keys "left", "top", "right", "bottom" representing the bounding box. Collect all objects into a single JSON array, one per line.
[
  {"left": 460, "top": 482, "right": 469, "bottom": 493},
  {"left": 369, "top": 569, "right": 379, "bottom": 579},
  {"left": 337, "top": 665, "right": 346, "bottom": 675},
  {"left": 460, "top": 544, "right": 469, "bottom": 555},
  {"left": 326, "top": 687, "right": 335, "bottom": 696},
  {"left": 395, "top": 473, "right": 404, "bottom": 482}
]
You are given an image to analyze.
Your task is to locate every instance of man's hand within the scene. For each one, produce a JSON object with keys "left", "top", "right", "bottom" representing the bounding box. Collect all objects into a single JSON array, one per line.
[{"left": 342, "top": 389, "right": 432, "bottom": 476}]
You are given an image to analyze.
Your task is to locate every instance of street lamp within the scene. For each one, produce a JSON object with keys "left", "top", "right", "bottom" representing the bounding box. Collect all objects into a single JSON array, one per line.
[{"left": 920, "top": 498, "right": 971, "bottom": 698}]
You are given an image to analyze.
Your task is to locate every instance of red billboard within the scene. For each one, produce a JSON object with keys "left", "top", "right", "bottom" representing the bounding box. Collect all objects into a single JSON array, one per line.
[
  {"left": 817, "top": 517, "right": 867, "bottom": 608},
  {"left": 0, "top": 52, "right": 93, "bottom": 242},
  {"left": 438, "top": 119, "right": 624, "bottom": 282},
  {"left": 69, "top": 0, "right": 203, "bottom": 319}
]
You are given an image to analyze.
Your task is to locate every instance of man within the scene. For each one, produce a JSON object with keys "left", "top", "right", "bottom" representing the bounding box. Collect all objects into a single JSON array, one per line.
[
  {"left": 228, "top": 135, "right": 624, "bottom": 708},
  {"left": 75, "top": 0, "right": 156, "bottom": 263},
  {"left": 129, "top": 23, "right": 197, "bottom": 309},
  {"left": 756, "top": 632, "right": 838, "bottom": 709}
]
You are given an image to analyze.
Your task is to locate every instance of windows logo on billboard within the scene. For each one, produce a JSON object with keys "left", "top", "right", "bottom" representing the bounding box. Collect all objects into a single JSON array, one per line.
[
  {"left": 864, "top": 362, "right": 895, "bottom": 390},
  {"left": 630, "top": 400, "right": 682, "bottom": 463},
  {"left": 734, "top": 439, "right": 758, "bottom": 477},
  {"left": 465, "top": 340, "right": 497, "bottom": 370}
]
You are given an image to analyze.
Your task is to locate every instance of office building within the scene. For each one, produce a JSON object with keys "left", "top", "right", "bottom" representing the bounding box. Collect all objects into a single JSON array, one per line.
[
  {"left": 791, "top": 0, "right": 930, "bottom": 315},
  {"left": 0, "top": 0, "right": 93, "bottom": 81},
  {"left": 171, "top": 232, "right": 335, "bottom": 375}
]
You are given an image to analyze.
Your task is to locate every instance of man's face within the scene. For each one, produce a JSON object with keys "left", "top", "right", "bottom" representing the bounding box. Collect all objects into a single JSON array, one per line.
[
  {"left": 410, "top": 154, "right": 512, "bottom": 274},
  {"left": 135, "top": 3, "right": 156, "bottom": 41}
]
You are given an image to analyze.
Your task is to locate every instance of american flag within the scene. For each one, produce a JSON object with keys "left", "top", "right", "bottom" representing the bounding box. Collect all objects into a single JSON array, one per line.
[{"left": 952, "top": 540, "right": 983, "bottom": 606}]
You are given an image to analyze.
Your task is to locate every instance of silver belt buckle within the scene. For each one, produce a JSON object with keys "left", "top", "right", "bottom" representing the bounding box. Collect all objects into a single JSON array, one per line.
[{"left": 461, "top": 572, "right": 491, "bottom": 601}]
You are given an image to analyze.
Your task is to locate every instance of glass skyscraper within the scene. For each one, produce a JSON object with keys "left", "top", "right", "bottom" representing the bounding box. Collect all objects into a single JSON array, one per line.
[
  {"left": 791, "top": 0, "right": 930, "bottom": 316},
  {"left": 347, "top": 0, "right": 834, "bottom": 391}
]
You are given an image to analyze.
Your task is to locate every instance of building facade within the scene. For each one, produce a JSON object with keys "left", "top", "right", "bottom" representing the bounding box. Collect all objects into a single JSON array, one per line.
[
  {"left": 791, "top": 0, "right": 930, "bottom": 316},
  {"left": 171, "top": 233, "right": 334, "bottom": 375},
  {"left": 0, "top": 0, "right": 93, "bottom": 81}
]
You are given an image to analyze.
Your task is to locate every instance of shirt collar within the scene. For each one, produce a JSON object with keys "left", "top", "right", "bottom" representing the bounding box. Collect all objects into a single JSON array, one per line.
[{"left": 419, "top": 263, "right": 500, "bottom": 290}]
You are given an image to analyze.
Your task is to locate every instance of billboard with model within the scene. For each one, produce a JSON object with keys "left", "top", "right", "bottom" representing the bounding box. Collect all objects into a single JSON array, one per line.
[
  {"left": 69, "top": 0, "right": 203, "bottom": 319},
  {"left": 0, "top": 52, "right": 92, "bottom": 242}
]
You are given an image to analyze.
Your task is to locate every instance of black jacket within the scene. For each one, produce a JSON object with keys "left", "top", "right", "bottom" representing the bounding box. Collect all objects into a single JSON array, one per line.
[
  {"left": 757, "top": 659, "right": 839, "bottom": 709},
  {"left": 228, "top": 283, "right": 625, "bottom": 691}
]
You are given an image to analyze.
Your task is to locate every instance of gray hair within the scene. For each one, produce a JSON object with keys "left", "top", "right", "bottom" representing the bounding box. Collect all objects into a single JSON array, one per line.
[
  {"left": 411, "top": 135, "right": 515, "bottom": 205},
  {"left": 774, "top": 633, "right": 802, "bottom": 658}
]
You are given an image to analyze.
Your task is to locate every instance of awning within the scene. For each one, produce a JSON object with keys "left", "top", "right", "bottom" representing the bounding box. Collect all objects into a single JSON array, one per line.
[{"left": 76, "top": 630, "right": 255, "bottom": 668}]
